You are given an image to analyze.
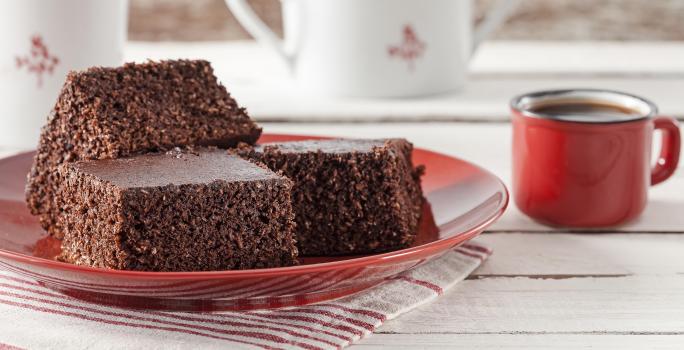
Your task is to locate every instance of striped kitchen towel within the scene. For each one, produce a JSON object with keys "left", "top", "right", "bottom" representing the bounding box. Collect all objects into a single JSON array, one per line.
[{"left": 0, "top": 241, "right": 490, "bottom": 350}]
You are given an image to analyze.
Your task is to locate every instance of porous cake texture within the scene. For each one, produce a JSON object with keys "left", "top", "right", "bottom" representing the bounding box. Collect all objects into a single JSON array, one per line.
[
  {"left": 241, "top": 138, "right": 425, "bottom": 255},
  {"left": 55, "top": 148, "right": 297, "bottom": 271},
  {"left": 26, "top": 59, "right": 262, "bottom": 238}
]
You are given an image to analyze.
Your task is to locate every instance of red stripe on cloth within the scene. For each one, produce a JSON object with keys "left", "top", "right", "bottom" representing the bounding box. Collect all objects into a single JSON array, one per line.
[
  {"left": 0, "top": 343, "right": 24, "bottom": 350},
  {"left": 0, "top": 278, "right": 344, "bottom": 347},
  {"left": 0, "top": 274, "right": 41, "bottom": 286},
  {"left": 157, "top": 313, "right": 339, "bottom": 348},
  {"left": 192, "top": 313, "right": 354, "bottom": 342},
  {"left": 0, "top": 298, "right": 282, "bottom": 350},
  {"left": 0, "top": 289, "right": 321, "bottom": 350},
  {"left": 0, "top": 275, "right": 353, "bottom": 345},
  {"left": 389, "top": 276, "right": 443, "bottom": 295},
  {"left": 1, "top": 268, "right": 407, "bottom": 339},
  {"left": 454, "top": 248, "right": 485, "bottom": 262},
  {"left": 310, "top": 304, "right": 387, "bottom": 322},
  {"left": 238, "top": 312, "right": 366, "bottom": 337},
  {"left": 4, "top": 283, "right": 339, "bottom": 348},
  {"left": 461, "top": 243, "right": 493, "bottom": 255},
  {"left": 255, "top": 309, "right": 376, "bottom": 331}
]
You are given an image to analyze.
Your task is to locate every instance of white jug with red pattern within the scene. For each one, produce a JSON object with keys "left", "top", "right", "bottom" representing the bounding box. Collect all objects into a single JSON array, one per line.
[
  {"left": 0, "top": 0, "right": 127, "bottom": 148},
  {"left": 226, "top": 0, "right": 517, "bottom": 97}
]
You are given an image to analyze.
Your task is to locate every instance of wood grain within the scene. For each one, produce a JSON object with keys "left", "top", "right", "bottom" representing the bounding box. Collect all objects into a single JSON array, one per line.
[
  {"left": 128, "top": 0, "right": 684, "bottom": 41},
  {"left": 129, "top": 0, "right": 282, "bottom": 41},
  {"left": 354, "top": 334, "right": 684, "bottom": 349},
  {"left": 474, "top": 233, "right": 684, "bottom": 276},
  {"left": 379, "top": 275, "right": 684, "bottom": 334}
]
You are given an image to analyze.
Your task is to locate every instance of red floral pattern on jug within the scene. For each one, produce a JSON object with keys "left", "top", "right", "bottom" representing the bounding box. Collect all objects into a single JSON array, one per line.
[
  {"left": 388, "top": 25, "right": 426, "bottom": 71},
  {"left": 15, "top": 35, "right": 60, "bottom": 88}
]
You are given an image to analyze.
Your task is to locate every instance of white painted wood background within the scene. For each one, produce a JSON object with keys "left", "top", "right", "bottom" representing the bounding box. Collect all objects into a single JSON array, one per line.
[{"left": 2, "top": 41, "right": 684, "bottom": 348}]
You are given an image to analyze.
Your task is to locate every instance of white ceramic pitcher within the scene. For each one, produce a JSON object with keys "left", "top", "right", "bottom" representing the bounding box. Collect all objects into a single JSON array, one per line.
[
  {"left": 226, "top": 0, "right": 517, "bottom": 97},
  {"left": 0, "top": 0, "right": 127, "bottom": 148}
]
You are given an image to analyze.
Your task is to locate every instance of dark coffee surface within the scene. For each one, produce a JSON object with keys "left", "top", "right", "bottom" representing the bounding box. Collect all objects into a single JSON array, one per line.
[
  {"left": 530, "top": 101, "right": 644, "bottom": 122},
  {"left": 533, "top": 101, "right": 640, "bottom": 116}
]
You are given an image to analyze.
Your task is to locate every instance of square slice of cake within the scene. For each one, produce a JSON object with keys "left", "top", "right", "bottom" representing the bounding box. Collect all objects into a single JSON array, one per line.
[
  {"left": 56, "top": 148, "right": 297, "bottom": 271},
  {"left": 241, "top": 138, "right": 425, "bottom": 255},
  {"left": 26, "top": 59, "right": 262, "bottom": 238}
]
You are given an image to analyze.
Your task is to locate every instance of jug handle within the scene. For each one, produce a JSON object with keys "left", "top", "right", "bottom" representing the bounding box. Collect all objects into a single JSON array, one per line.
[
  {"left": 473, "top": 0, "right": 519, "bottom": 52},
  {"left": 225, "top": 0, "right": 294, "bottom": 69}
]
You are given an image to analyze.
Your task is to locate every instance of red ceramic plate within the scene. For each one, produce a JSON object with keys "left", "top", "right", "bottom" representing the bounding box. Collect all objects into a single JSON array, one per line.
[{"left": 0, "top": 134, "right": 508, "bottom": 311}]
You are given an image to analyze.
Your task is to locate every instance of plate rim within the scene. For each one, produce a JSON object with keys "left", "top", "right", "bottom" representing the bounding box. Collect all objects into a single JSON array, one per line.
[{"left": 0, "top": 133, "right": 509, "bottom": 280}]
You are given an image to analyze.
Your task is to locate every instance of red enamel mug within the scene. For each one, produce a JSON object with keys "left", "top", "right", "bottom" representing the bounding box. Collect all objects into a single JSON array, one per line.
[{"left": 511, "top": 89, "right": 681, "bottom": 227}]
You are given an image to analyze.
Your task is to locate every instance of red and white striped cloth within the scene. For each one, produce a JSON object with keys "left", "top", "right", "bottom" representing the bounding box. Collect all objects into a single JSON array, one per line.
[{"left": 0, "top": 241, "right": 490, "bottom": 350}]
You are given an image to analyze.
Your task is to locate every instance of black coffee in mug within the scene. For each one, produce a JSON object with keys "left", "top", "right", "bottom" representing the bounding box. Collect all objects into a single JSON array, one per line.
[
  {"left": 531, "top": 101, "right": 642, "bottom": 119},
  {"left": 516, "top": 89, "right": 652, "bottom": 123}
]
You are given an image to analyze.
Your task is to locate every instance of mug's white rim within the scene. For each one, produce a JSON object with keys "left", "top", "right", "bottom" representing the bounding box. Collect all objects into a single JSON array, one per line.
[{"left": 510, "top": 88, "right": 658, "bottom": 124}]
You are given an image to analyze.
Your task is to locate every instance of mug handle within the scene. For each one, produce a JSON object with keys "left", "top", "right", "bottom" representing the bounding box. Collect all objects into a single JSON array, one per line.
[
  {"left": 651, "top": 116, "right": 681, "bottom": 185},
  {"left": 224, "top": 0, "right": 292, "bottom": 68},
  {"left": 473, "top": 0, "right": 519, "bottom": 52}
]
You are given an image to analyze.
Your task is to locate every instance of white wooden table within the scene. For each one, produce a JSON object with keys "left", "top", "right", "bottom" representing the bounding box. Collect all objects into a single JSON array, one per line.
[
  {"left": 5, "top": 41, "right": 684, "bottom": 348},
  {"left": 260, "top": 122, "right": 684, "bottom": 349}
]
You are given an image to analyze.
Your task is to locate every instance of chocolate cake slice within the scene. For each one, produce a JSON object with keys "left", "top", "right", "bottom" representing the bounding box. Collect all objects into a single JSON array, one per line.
[
  {"left": 26, "top": 59, "right": 262, "bottom": 238},
  {"left": 240, "top": 138, "right": 424, "bottom": 255},
  {"left": 55, "top": 148, "right": 297, "bottom": 271}
]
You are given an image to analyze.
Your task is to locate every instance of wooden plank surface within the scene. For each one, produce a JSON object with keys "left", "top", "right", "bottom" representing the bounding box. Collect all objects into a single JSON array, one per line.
[
  {"left": 377, "top": 275, "right": 684, "bottom": 334},
  {"left": 354, "top": 334, "right": 684, "bottom": 349},
  {"left": 475, "top": 233, "right": 684, "bottom": 276},
  {"left": 260, "top": 122, "right": 683, "bottom": 347},
  {"left": 128, "top": 0, "right": 684, "bottom": 41}
]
